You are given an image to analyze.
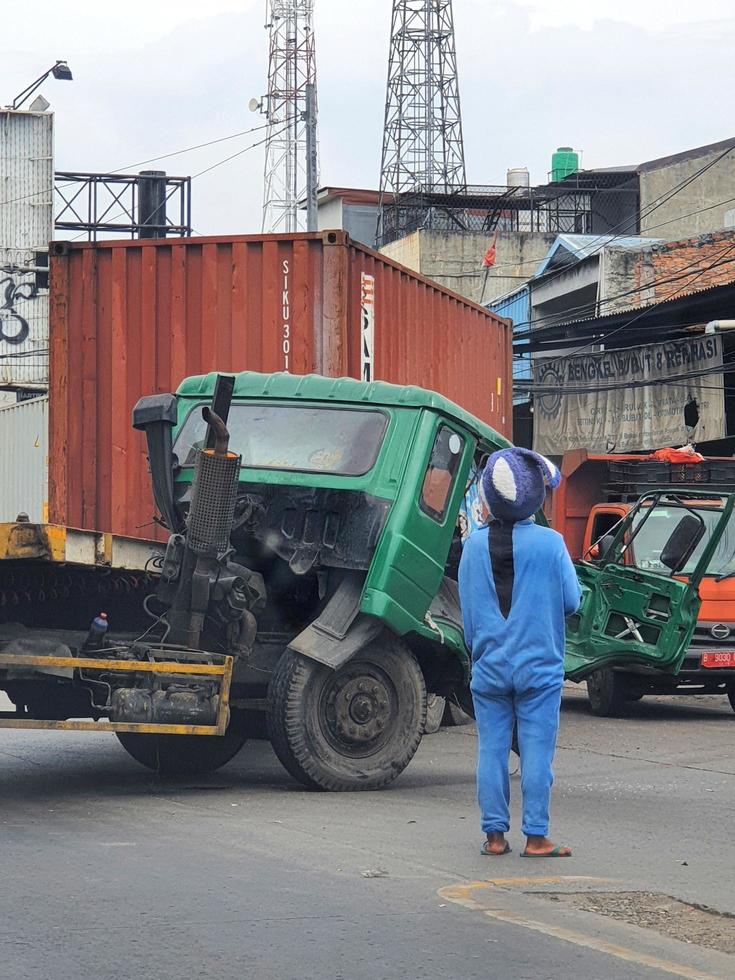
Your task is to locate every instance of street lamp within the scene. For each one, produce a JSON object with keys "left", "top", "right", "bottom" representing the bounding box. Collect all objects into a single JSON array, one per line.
[{"left": 11, "top": 61, "right": 73, "bottom": 110}]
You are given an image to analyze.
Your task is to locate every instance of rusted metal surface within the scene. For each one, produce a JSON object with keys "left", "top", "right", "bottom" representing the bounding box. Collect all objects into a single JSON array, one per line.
[
  {"left": 0, "top": 521, "right": 160, "bottom": 569},
  {"left": 49, "top": 231, "right": 512, "bottom": 539}
]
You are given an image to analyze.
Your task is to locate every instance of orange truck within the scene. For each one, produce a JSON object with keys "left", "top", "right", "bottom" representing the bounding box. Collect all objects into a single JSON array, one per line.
[{"left": 550, "top": 449, "right": 735, "bottom": 716}]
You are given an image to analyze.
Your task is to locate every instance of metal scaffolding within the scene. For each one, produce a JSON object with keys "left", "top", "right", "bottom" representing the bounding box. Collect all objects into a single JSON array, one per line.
[
  {"left": 377, "top": 0, "right": 467, "bottom": 247},
  {"left": 54, "top": 171, "right": 191, "bottom": 241},
  {"left": 262, "top": 0, "right": 318, "bottom": 233},
  {"left": 377, "top": 171, "right": 641, "bottom": 247}
]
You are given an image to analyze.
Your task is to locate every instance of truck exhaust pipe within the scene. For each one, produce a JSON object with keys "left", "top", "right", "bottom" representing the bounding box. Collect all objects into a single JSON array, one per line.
[{"left": 187, "top": 408, "right": 241, "bottom": 558}]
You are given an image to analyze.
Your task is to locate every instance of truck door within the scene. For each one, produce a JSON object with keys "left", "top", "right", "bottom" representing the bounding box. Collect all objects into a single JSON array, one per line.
[{"left": 565, "top": 491, "right": 735, "bottom": 680}]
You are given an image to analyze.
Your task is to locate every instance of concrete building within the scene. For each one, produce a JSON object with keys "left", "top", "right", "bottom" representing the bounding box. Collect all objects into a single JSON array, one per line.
[
  {"left": 312, "top": 187, "right": 381, "bottom": 249},
  {"left": 311, "top": 186, "right": 555, "bottom": 305},
  {"left": 637, "top": 137, "right": 735, "bottom": 239},
  {"left": 513, "top": 278, "right": 735, "bottom": 456},
  {"left": 312, "top": 137, "right": 735, "bottom": 312},
  {"left": 379, "top": 229, "right": 556, "bottom": 306},
  {"left": 490, "top": 229, "right": 735, "bottom": 445},
  {"left": 496, "top": 228, "right": 735, "bottom": 336}
]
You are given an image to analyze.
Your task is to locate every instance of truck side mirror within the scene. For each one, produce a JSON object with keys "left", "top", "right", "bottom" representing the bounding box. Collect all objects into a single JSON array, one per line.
[
  {"left": 132, "top": 393, "right": 182, "bottom": 532},
  {"left": 660, "top": 514, "right": 705, "bottom": 573}
]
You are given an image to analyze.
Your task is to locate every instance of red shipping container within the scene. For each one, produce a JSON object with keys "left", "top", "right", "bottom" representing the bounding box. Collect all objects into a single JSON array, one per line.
[{"left": 49, "top": 231, "right": 512, "bottom": 538}]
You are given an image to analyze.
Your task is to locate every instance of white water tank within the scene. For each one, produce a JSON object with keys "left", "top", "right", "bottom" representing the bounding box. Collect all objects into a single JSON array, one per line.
[{"left": 507, "top": 167, "right": 530, "bottom": 188}]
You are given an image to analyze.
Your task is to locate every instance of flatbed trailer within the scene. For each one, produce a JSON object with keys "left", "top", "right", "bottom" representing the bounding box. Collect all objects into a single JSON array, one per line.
[{"left": 0, "top": 520, "right": 233, "bottom": 737}]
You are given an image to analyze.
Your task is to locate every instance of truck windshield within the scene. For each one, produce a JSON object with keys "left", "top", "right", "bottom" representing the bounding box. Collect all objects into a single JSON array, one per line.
[
  {"left": 174, "top": 403, "right": 388, "bottom": 476},
  {"left": 631, "top": 504, "right": 735, "bottom": 577}
]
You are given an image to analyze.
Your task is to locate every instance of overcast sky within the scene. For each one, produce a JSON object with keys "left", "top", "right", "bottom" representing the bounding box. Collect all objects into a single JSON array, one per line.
[{"left": 2, "top": 1, "right": 734, "bottom": 236}]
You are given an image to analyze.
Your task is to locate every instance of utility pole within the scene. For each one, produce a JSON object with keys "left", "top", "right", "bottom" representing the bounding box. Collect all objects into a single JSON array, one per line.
[
  {"left": 377, "top": 0, "right": 467, "bottom": 247},
  {"left": 305, "top": 82, "right": 318, "bottom": 231},
  {"left": 262, "top": 0, "right": 318, "bottom": 233}
]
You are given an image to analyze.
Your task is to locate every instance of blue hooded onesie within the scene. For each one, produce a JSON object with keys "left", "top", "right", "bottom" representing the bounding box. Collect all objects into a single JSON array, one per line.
[{"left": 458, "top": 448, "right": 582, "bottom": 838}]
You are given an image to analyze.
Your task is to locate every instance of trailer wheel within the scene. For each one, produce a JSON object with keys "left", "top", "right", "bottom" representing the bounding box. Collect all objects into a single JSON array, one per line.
[
  {"left": 116, "top": 720, "right": 247, "bottom": 775},
  {"left": 267, "top": 636, "right": 426, "bottom": 791},
  {"left": 586, "top": 668, "right": 629, "bottom": 717}
]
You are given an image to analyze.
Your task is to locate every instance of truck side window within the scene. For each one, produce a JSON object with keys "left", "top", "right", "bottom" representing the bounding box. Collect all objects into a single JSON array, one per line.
[
  {"left": 420, "top": 425, "right": 465, "bottom": 522},
  {"left": 591, "top": 512, "right": 621, "bottom": 543}
]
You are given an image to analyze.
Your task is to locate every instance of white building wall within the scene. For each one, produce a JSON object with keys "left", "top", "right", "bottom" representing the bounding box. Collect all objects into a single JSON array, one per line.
[{"left": 0, "top": 110, "right": 53, "bottom": 388}]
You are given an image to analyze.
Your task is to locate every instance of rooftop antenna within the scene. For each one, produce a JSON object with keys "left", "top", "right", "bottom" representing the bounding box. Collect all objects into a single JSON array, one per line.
[
  {"left": 376, "top": 0, "right": 467, "bottom": 247},
  {"left": 258, "top": 1, "right": 318, "bottom": 233}
]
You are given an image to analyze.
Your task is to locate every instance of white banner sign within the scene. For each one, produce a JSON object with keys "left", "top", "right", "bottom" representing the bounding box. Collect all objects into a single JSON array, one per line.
[
  {"left": 533, "top": 336, "right": 725, "bottom": 455},
  {"left": 360, "top": 272, "right": 375, "bottom": 382}
]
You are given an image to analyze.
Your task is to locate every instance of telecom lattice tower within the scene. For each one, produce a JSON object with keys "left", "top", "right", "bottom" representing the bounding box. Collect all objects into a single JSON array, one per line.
[
  {"left": 262, "top": 0, "right": 317, "bottom": 233},
  {"left": 377, "top": 0, "right": 467, "bottom": 247}
]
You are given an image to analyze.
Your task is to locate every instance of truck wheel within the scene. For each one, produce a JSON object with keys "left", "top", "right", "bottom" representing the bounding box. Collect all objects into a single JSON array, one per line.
[
  {"left": 586, "top": 669, "right": 629, "bottom": 717},
  {"left": 116, "top": 722, "right": 247, "bottom": 775},
  {"left": 267, "top": 636, "right": 426, "bottom": 791}
]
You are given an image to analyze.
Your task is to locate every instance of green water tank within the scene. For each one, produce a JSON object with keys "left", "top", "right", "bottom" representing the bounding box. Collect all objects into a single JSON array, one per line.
[{"left": 551, "top": 146, "right": 579, "bottom": 182}]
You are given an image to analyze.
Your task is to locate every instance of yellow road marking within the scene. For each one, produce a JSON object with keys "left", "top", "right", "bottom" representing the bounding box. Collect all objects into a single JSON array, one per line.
[
  {"left": 439, "top": 879, "right": 610, "bottom": 908},
  {"left": 438, "top": 881, "right": 721, "bottom": 980},
  {"left": 480, "top": 908, "right": 718, "bottom": 980},
  {"left": 477, "top": 875, "right": 612, "bottom": 888}
]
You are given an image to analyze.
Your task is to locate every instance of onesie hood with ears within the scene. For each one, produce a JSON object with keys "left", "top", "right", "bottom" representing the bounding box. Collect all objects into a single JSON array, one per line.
[{"left": 480, "top": 448, "right": 561, "bottom": 523}]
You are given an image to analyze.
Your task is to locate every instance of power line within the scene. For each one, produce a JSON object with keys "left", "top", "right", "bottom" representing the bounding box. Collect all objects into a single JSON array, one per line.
[
  {"left": 66, "top": 123, "right": 292, "bottom": 242},
  {"left": 552, "top": 240, "right": 735, "bottom": 359},
  {"left": 511, "top": 238, "right": 735, "bottom": 404},
  {"left": 516, "top": 359, "right": 735, "bottom": 396},
  {"left": 488, "top": 143, "right": 735, "bottom": 309},
  {"left": 511, "top": 248, "right": 735, "bottom": 340},
  {"left": 532, "top": 143, "right": 735, "bottom": 287},
  {"left": 0, "top": 120, "right": 279, "bottom": 211},
  {"left": 114, "top": 120, "right": 275, "bottom": 175}
]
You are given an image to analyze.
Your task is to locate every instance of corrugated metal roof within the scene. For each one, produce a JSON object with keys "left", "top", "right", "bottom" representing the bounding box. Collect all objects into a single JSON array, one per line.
[
  {"left": 487, "top": 285, "right": 530, "bottom": 322},
  {"left": 535, "top": 234, "right": 664, "bottom": 276},
  {"left": 559, "top": 275, "right": 735, "bottom": 326},
  {"left": 515, "top": 277, "right": 735, "bottom": 356}
]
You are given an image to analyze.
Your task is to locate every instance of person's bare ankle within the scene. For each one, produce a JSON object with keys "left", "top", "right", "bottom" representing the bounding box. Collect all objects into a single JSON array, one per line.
[{"left": 524, "top": 835, "right": 571, "bottom": 856}]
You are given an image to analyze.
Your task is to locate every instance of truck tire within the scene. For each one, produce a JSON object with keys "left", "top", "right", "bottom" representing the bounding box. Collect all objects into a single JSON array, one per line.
[
  {"left": 267, "top": 636, "right": 426, "bottom": 791},
  {"left": 116, "top": 722, "right": 247, "bottom": 775},
  {"left": 586, "top": 668, "right": 629, "bottom": 717}
]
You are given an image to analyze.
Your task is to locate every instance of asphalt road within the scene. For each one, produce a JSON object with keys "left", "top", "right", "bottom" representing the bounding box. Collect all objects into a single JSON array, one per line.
[{"left": 0, "top": 686, "right": 733, "bottom": 980}]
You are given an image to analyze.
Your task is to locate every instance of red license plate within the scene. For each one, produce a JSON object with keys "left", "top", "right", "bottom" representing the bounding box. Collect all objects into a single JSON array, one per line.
[{"left": 701, "top": 652, "right": 735, "bottom": 668}]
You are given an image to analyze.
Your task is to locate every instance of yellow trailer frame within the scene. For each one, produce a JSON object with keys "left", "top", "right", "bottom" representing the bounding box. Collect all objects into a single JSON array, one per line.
[
  {"left": 0, "top": 653, "right": 233, "bottom": 735},
  {"left": 0, "top": 521, "right": 233, "bottom": 736}
]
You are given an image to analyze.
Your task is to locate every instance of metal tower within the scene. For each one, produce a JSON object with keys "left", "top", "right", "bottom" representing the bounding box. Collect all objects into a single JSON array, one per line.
[
  {"left": 262, "top": 0, "right": 318, "bottom": 233},
  {"left": 377, "top": 0, "right": 467, "bottom": 246}
]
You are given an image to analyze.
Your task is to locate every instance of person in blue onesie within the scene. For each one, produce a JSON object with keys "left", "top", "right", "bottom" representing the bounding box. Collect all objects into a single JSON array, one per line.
[{"left": 458, "top": 447, "right": 582, "bottom": 858}]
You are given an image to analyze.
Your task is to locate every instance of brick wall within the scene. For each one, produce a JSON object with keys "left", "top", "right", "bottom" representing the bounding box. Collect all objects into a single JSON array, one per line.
[
  {"left": 636, "top": 230, "right": 735, "bottom": 302},
  {"left": 601, "top": 230, "right": 735, "bottom": 313}
]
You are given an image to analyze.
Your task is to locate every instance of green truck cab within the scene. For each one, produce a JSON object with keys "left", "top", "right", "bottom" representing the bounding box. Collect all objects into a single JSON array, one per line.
[{"left": 125, "top": 371, "right": 729, "bottom": 790}]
